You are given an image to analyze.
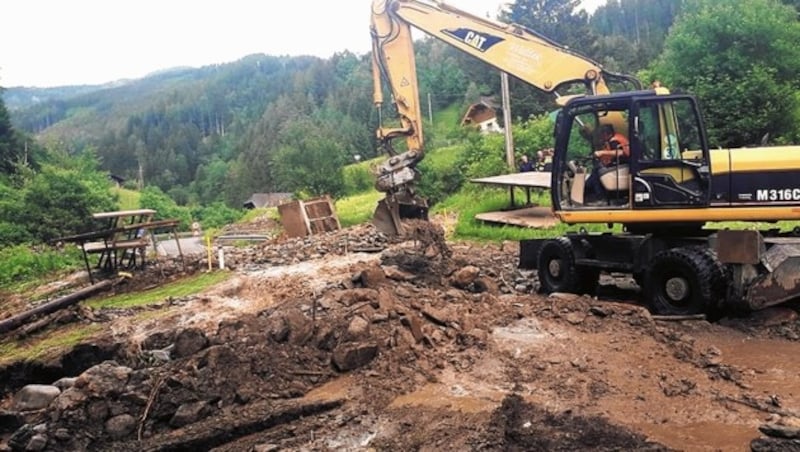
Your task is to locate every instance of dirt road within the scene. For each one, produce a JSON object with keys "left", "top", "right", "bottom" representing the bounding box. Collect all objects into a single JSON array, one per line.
[{"left": 2, "top": 221, "right": 800, "bottom": 451}]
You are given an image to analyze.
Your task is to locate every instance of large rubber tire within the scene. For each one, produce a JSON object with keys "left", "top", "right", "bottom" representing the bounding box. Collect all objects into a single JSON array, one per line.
[
  {"left": 643, "top": 247, "right": 720, "bottom": 316},
  {"left": 537, "top": 238, "right": 580, "bottom": 294}
]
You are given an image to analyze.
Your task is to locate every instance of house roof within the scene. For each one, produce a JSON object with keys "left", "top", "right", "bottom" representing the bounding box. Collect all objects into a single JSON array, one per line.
[{"left": 243, "top": 192, "right": 294, "bottom": 209}]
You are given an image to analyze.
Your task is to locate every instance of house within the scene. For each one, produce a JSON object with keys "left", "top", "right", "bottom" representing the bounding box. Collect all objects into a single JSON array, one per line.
[
  {"left": 461, "top": 97, "right": 503, "bottom": 134},
  {"left": 243, "top": 193, "right": 294, "bottom": 209},
  {"left": 108, "top": 174, "right": 126, "bottom": 188}
]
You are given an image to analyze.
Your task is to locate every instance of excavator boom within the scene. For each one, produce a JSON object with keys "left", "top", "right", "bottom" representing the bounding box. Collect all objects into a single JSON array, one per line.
[{"left": 369, "top": 0, "right": 639, "bottom": 235}]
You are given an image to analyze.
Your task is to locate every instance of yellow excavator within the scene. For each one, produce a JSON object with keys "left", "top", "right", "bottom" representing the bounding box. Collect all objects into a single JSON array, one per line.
[{"left": 370, "top": 0, "right": 800, "bottom": 316}]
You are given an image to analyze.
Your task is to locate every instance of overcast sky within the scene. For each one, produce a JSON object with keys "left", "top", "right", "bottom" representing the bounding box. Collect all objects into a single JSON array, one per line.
[{"left": 1, "top": 0, "right": 605, "bottom": 88}]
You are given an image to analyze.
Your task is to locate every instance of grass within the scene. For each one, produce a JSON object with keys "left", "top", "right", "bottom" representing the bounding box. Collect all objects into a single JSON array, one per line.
[
  {"left": 0, "top": 324, "right": 104, "bottom": 365},
  {"left": 114, "top": 187, "right": 141, "bottom": 210},
  {"left": 336, "top": 191, "right": 383, "bottom": 228},
  {"left": 434, "top": 186, "right": 618, "bottom": 242},
  {"left": 87, "top": 270, "right": 232, "bottom": 310}
]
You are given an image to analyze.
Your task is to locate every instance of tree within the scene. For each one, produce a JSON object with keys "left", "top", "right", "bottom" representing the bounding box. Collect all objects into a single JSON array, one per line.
[
  {"left": 499, "top": 0, "right": 599, "bottom": 118},
  {"left": 0, "top": 89, "right": 22, "bottom": 175},
  {"left": 653, "top": 0, "right": 800, "bottom": 147}
]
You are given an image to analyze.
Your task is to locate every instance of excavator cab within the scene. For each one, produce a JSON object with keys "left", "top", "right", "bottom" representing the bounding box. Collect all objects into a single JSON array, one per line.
[{"left": 552, "top": 91, "right": 712, "bottom": 214}]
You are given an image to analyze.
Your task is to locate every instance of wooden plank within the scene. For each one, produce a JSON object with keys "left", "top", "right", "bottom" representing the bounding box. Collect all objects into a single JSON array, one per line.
[
  {"left": 92, "top": 209, "right": 156, "bottom": 219},
  {"left": 471, "top": 171, "right": 553, "bottom": 188},
  {"left": 474, "top": 206, "right": 560, "bottom": 228}
]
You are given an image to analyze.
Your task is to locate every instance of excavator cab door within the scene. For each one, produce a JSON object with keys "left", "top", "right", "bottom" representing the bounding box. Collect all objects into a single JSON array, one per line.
[{"left": 629, "top": 96, "right": 711, "bottom": 209}]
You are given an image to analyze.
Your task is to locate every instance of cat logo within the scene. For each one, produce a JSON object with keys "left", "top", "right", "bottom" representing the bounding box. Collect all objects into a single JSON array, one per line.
[{"left": 442, "top": 27, "right": 504, "bottom": 53}]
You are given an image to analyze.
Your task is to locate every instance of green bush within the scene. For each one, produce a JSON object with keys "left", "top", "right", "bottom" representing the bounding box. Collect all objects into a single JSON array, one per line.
[
  {"left": 192, "top": 202, "right": 245, "bottom": 229},
  {"left": 0, "top": 244, "right": 82, "bottom": 289},
  {"left": 139, "top": 186, "right": 192, "bottom": 229},
  {"left": 342, "top": 160, "right": 377, "bottom": 196}
]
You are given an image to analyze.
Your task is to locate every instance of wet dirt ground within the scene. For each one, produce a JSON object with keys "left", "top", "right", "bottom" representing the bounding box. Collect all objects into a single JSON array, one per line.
[{"left": 2, "top": 218, "right": 800, "bottom": 451}]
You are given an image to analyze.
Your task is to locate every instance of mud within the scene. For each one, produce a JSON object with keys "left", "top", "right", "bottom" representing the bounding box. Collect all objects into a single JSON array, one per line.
[{"left": 2, "top": 218, "right": 800, "bottom": 451}]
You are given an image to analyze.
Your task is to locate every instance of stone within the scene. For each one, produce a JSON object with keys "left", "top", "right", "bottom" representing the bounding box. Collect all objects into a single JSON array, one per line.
[
  {"left": 383, "top": 266, "right": 416, "bottom": 282},
  {"left": 759, "top": 423, "right": 800, "bottom": 439},
  {"left": 25, "top": 434, "right": 47, "bottom": 451},
  {"left": 13, "top": 385, "right": 61, "bottom": 412},
  {"left": 451, "top": 266, "right": 480, "bottom": 289},
  {"left": 51, "top": 388, "right": 87, "bottom": 414},
  {"left": 356, "top": 265, "right": 387, "bottom": 288},
  {"left": 75, "top": 361, "right": 132, "bottom": 398},
  {"left": 400, "top": 316, "right": 425, "bottom": 343},
  {"left": 105, "top": 414, "right": 136, "bottom": 440},
  {"left": 253, "top": 444, "right": 281, "bottom": 452},
  {"left": 86, "top": 400, "right": 109, "bottom": 422},
  {"left": 173, "top": 328, "right": 209, "bottom": 358},
  {"left": 344, "top": 316, "right": 371, "bottom": 341},
  {"left": 332, "top": 343, "right": 379, "bottom": 372},
  {"left": 52, "top": 377, "right": 78, "bottom": 391},
  {"left": 472, "top": 277, "right": 499, "bottom": 294},
  {"left": 169, "top": 401, "right": 209, "bottom": 428}
]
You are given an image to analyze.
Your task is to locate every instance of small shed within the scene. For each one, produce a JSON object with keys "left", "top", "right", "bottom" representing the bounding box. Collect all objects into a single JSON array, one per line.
[
  {"left": 278, "top": 195, "right": 340, "bottom": 238},
  {"left": 243, "top": 192, "right": 294, "bottom": 209},
  {"left": 461, "top": 97, "right": 503, "bottom": 134}
]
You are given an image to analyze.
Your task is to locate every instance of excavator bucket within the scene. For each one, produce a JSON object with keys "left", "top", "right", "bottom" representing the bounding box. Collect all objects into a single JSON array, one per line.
[
  {"left": 744, "top": 243, "right": 800, "bottom": 310},
  {"left": 372, "top": 193, "right": 429, "bottom": 236}
]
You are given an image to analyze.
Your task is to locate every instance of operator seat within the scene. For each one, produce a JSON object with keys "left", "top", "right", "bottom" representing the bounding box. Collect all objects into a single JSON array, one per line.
[{"left": 599, "top": 164, "right": 630, "bottom": 191}]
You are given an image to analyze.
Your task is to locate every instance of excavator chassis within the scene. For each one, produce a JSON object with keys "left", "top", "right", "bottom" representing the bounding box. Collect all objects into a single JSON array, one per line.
[{"left": 519, "top": 229, "right": 800, "bottom": 316}]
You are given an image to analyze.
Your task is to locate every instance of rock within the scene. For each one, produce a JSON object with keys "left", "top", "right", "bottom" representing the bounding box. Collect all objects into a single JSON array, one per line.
[
  {"left": 472, "top": 277, "right": 499, "bottom": 294},
  {"left": 26, "top": 434, "right": 47, "bottom": 451},
  {"left": 169, "top": 401, "right": 209, "bottom": 428},
  {"left": 8, "top": 424, "right": 34, "bottom": 451},
  {"left": 13, "top": 385, "right": 61, "bottom": 412},
  {"left": 548, "top": 292, "right": 581, "bottom": 301},
  {"left": 451, "top": 266, "right": 480, "bottom": 289},
  {"left": 173, "top": 328, "right": 209, "bottom": 358},
  {"left": 383, "top": 266, "right": 416, "bottom": 282},
  {"left": 149, "top": 349, "right": 171, "bottom": 362},
  {"left": 332, "top": 343, "right": 379, "bottom": 372},
  {"left": 50, "top": 388, "right": 87, "bottom": 414},
  {"left": 285, "top": 310, "right": 315, "bottom": 345},
  {"left": 759, "top": 423, "right": 800, "bottom": 439},
  {"left": 355, "top": 265, "right": 387, "bottom": 288},
  {"left": 53, "top": 429, "right": 71, "bottom": 442},
  {"left": 75, "top": 361, "right": 132, "bottom": 398},
  {"left": 253, "top": 444, "right": 281, "bottom": 452},
  {"left": 86, "top": 400, "right": 109, "bottom": 422},
  {"left": 564, "top": 312, "right": 586, "bottom": 325},
  {"left": 345, "top": 316, "right": 371, "bottom": 341},
  {"left": 751, "top": 437, "right": 800, "bottom": 451},
  {"left": 52, "top": 377, "right": 78, "bottom": 391},
  {"left": 336, "top": 289, "right": 378, "bottom": 307},
  {"left": 752, "top": 308, "right": 799, "bottom": 327},
  {"left": 376, "top": 289, "right": 396, "bottom": 312},
  {"left": 142, "top": 331, "right": 175, "bottom": 350},
  {"left": 266, "top": 314, "right": 290, "bottom": 342},
  {"left": 105, "top": 414, "right": 136, "bottom": 440},
  {"left": 400, "top": 316, "right": 425, "bottom": 343},
  {"left": 422, "top": 306, "right": 454, "bottom": 326}
]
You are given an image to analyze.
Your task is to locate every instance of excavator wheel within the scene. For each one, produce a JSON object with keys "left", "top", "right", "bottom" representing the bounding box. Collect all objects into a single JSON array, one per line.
[
  {"left": 372, "top": 194, "right": 429, "bottom": 236},
  {"left": 536, "top": 237, "right": 580, "bottom": 294},
  {"left": 643, "top": 247, "right": 720, "bottom": 316},
  {"left": 536, "top": 237, "right": 599, "bottom": 295}
]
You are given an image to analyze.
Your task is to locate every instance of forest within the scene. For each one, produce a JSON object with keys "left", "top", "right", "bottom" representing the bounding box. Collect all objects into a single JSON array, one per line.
[{"left": 2, "top": 0, "right": 800, "bottom": 248}]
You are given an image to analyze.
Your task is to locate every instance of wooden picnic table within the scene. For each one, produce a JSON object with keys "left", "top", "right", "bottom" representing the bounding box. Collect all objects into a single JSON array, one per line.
[{"left": 56, "top": 210, "right": 184, "bottom": 282}]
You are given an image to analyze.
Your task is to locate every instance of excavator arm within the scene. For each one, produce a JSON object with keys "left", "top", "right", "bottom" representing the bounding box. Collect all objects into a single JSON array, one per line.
[{"left": 369, "top": 0, "right": 639, "bottom": 234}]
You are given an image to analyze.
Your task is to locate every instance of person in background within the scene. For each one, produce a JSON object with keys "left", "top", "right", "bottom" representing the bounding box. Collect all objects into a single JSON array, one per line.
[{"left": 519, "top": 154, "right": 534, "bottom": 172}]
